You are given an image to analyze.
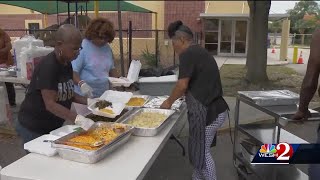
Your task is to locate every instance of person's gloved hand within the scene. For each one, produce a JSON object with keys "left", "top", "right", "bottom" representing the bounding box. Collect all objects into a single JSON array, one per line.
[
  {"left": 87, "top": 98, "right": 99, "bottom": 106},
  {"left": 79, "top": 81, "right": 93, "bottom": 98},
  {"left": 75, "top": 115, "right": 95, "bottom": 131}
]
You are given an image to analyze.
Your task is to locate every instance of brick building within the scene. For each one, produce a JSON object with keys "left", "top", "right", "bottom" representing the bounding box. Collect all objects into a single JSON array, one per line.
[{"left": 0, "top": 1, "right": 289, "bottom": 58}]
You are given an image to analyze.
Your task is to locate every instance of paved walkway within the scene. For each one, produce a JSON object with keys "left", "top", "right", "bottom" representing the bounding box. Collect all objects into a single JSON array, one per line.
[{"left": 214, "top": 48, "right": 312, "bottom": 69}]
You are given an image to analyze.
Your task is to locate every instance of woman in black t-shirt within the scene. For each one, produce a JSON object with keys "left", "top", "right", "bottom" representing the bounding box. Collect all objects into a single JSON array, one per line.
[
  {"left": 160, "top": 21, "right": 229, "bottom": 180},
  {"left": 17, "top": 24, "right": 96, "bottom": 144}
]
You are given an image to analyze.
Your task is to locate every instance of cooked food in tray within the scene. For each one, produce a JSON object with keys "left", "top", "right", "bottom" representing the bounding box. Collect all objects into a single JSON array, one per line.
[
  {"left": 126, "top": 112, "right": 168, "bottom": 128},
  {"left": 63, "top": 123, "right": 128, "bottom": 150},
  {"left": 126, "top": 97, "right": 146, "bottom": 106},
  {"left": 95, "top": 100, "right": 112, "bottom": 110},
  {"left": 85, "top": 109, "right": 129, "bottom": 122},
  {"left": 99, "top": 108, "right": 114, "bottom": 114}
]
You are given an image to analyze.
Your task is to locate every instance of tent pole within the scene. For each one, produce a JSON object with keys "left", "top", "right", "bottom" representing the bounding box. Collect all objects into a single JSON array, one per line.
[
  {"left": 128, "top": 21, "right": 132, "bottom": 70},
  {"left": 75, "top": 1, "right": 78, "bottom": 28},
  {"left": 117, "top": 0, "right": 125, "bottom": 77},
  {"left": 56, "top": 0, "right": 59, "bottom": 25},
  {"left": 68, "top": 2, "right": 71, "bottom": 24},
  {"left": 94, "top": 1, "right": 99, "bottom": 18},
  {"left": 85, "top": 2, "right": 88, "bottom": 16},
  {"left": 43, "top": 14, "right": 48, "bottom": 28}
]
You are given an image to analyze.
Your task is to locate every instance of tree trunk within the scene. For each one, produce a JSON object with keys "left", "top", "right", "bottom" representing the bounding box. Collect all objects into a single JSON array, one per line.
[
  {"left": 301, "top": 34, "right": 305, "bottom": 45},
  {"left": 299, "top": 29, "right": 305, "bottom": 46},
  {"left": 246, "top": 0, "right": 271, "bottom": 83}
]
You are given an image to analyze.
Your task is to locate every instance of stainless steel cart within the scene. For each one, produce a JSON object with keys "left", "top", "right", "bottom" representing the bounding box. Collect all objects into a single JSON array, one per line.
[{"left": 233, "top": 90, "right": 320, "bottom": 180}]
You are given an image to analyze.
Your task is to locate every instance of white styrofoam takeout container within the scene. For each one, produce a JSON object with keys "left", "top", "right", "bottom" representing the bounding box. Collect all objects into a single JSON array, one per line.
[{"left": 109, "top": 60, "right": 141, "bottom": 87}]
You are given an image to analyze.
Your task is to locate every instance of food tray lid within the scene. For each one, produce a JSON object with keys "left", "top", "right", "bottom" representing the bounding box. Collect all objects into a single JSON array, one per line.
[
  {"left": 127, "top": 60, "right": 142, "bottom": 82},
  {"left": 238, "top": 90, "right": 299, "bottom": 104},
  {"left": 143, "top": 96, "right": 184, "bottom": 111},
  {"left": 100, "top": 90, "right": 133, "bottom": 104}
]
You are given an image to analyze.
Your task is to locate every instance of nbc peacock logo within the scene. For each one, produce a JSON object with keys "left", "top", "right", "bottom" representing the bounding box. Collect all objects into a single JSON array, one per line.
[{"left": 258, "top": 144, "right": 277, "bottom": 158}]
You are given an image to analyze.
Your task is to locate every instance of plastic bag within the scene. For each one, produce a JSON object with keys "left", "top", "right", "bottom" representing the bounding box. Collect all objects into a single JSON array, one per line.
[
  {"left": 13, "top": 35, "right": 44, "bottom": 77},
  {"left": 0, "top": 83, "right": 12, "bottom": 125},
  {"left": 19, "top": 45, "right": 54, "bottom": 80},
  {"left": 139, "top": 65, "right": 176, "bottom": 77}
]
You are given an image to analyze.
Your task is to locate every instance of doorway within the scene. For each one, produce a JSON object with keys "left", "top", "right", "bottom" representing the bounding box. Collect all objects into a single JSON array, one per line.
[{"left": 218, "top": 19, "right": 248, "bottom": 56}]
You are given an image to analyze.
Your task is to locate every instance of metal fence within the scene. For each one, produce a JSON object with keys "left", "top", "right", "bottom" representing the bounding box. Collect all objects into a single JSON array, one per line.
[
  {"left": 291, "top": 34, "right": 312, "bottom": 47},
  {"left": 268, "top": 33, "right": 312, "bottom": 47},
  {"left": 4, "top": 28, "right": 202, "bottom": 75}
]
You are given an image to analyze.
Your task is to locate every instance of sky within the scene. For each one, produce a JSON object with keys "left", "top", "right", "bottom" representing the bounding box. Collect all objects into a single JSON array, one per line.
[
  {"left": 270, "top": 1, "right": 320, "bottom": 14},
  {"left": 270, "top": 1, "right": 299, "bottom": 14}
]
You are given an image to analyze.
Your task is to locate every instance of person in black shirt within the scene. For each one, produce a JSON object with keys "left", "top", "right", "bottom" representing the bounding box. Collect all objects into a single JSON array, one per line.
[
  {"left": 17, "top": 24, "right": 95, "bottom": 144},
  {"left": 160, "top": 21, "right": 229, "bottom": 180}
]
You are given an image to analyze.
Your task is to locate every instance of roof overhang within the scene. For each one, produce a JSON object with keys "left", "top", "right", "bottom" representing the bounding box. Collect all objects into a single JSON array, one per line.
[{"left": 199, "top": 13, "right": 289, "bottom": 21}]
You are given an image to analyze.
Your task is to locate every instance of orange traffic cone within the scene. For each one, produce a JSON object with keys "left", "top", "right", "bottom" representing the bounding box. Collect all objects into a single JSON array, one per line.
[
  {"left": 297, "top": 51, "right": 304, "bottom": 64},
  {"left": 271, "top": 47, "right": 276, "bottom": 53}
]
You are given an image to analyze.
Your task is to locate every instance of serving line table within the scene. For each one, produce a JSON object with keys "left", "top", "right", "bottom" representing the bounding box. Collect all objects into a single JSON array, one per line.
[
  {"left": 0, "top": 76, "right": 30, "bottom": 85},
  {"left": 0, "top": 104, "right": 187, "bottom": 180}
]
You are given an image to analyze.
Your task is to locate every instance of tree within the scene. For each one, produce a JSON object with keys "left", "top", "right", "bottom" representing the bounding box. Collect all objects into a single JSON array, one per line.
[
  {"left": 287, "top": 0, "right": 320, "bottom": 33},
  {"left": 294, "top": 18, "right": 318, "bottom": 44},
  {"left": 246, "top": 1, "right": 271, "bottom": 83}
]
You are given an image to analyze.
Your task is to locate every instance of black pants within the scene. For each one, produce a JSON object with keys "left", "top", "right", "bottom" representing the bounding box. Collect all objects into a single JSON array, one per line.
[{"left": 5, "top": 82, "right": 16, "bottom": 105}]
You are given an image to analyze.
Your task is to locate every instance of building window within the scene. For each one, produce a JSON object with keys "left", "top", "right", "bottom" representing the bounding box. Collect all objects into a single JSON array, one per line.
[
  {"left": 204, "top": 19, "right": 219, "bottom": 55},
  {"left": 28, "top": 23, "right": 40, "bottom": 35},
  {"left": 25, "top": 20, "right": 43, "bottom": 35}
]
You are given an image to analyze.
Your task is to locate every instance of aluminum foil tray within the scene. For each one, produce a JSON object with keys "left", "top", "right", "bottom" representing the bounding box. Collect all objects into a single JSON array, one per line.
[
  {"left": 117, "top": 108, "right": 176, "bottom": 136},
  {"left": 52, "top": 122, "right": 134, "bottom": 164},
  {"left": 126, "top": 95, "right": 151, "bottom": 108},
  {"left": 238, "top": 90, "right": 299, "bottom": 106},
  {"left": 143, "top": 96, "right": 184, "bottom": 111}
]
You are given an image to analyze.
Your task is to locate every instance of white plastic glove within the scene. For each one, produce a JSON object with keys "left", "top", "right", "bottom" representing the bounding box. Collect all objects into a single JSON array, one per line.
[
  {"left": 80, "top": 82, "right": 93, "bottom": 98},
  {"left": 75, "top": 115, "right": 95, "bottom": 131}
]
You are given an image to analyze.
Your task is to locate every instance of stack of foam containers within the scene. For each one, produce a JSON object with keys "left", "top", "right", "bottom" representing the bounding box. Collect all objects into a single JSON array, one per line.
[{"left": 12, "top": 35, "right": 44, "bottom": 78}]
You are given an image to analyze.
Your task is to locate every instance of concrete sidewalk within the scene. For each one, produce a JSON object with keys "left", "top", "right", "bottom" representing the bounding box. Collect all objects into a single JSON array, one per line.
[{"left": 214, "top": 47, "right": 312, "bottom": 68}]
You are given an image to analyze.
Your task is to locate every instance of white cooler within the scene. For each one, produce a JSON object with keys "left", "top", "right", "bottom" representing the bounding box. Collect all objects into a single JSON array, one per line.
[{"left": 138, "top": 75, "right": 177, "bottom": 96}]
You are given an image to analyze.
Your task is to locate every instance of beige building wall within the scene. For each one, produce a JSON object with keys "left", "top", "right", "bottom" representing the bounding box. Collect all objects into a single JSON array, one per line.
[
  {"left": 128, "top": 1, "right": 164, "bottom": 30},
  {"left": 205, "top": 1, "right": 249, "bottom": 14},
  {"left": 0, "top": 4, "right": 40, "bottom": 14}
]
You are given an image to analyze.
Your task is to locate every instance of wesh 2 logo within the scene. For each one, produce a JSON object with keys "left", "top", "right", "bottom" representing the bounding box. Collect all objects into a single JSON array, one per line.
[{"left": 258, "top": 143, "right": 294, "bottom": 161}]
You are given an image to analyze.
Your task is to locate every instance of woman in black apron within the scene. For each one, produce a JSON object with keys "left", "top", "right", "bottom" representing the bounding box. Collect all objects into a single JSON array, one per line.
[{"left": 160, "top": 20, "right": 229, "bottom": 180}]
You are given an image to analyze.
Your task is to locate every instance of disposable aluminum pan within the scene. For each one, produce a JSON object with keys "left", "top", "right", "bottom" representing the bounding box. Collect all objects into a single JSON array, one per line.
[
  {"left": 52, "top": 122, "right": 134, "bottom": 164},
  {"left": 117, "top": 108, "right": 176, "bottom": 137},
  {"left": 238, "top": 90, "right": 300, "bottom": 106},
  {"left": 125, "top": 95, "right": 151, "bottom": 108}
]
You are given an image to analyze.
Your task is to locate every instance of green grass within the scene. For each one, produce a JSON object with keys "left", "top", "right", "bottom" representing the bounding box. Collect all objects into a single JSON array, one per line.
[{"left": 220, "top": 64, "right": 320, "bottom": 101}]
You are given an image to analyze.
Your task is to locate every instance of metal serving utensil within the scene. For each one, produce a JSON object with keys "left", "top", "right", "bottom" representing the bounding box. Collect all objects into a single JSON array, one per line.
[{"left": 43, "top": 140, "right": 104, "bottom": 147}]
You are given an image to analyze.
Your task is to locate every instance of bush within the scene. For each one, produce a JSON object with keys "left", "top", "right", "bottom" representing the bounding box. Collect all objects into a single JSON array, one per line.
[{"left": 140, "top": 46, "right": 157, "bottom": 67}]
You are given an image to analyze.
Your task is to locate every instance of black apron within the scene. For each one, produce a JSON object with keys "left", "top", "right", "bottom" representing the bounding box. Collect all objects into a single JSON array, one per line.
[
  {"left": 186, "top": 91, "right": 207, "bottom": 169},
  {"left": 186, "top": 91, "right": 229, "bottom": 169}
]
